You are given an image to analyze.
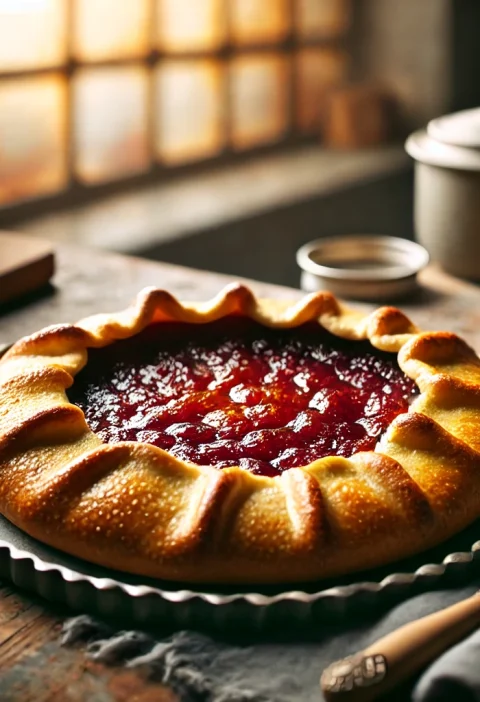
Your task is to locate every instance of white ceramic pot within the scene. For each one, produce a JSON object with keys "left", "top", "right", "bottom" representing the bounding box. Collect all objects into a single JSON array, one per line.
[{"left": 406, "top": 107, "right": 480, "bottom": 280}]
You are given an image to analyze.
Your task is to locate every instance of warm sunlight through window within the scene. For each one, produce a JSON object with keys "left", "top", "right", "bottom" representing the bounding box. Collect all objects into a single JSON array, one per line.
[
  {"left": 74, "top": 67, "right": 150, "bottom": 182},
  {"left": 73, "top": 0, "right": 151, "bottom": 62},
  {"left": 0, "top": 0, "right": 67, "bottom": 71},
  {"left": 154, "top": 60, "right": 225, "bottom": 164},
  {"left": 0, "top": 75, "right": 67, "bottom": 204},
  {"left": 0, "top": 0, "right": 351, "bottom": 209},
  {"left": 157, "top": 0, "right": 226, "bottom": 53}
]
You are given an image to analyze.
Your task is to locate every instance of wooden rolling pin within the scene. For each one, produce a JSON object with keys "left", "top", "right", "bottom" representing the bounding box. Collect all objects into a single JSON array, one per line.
[{"left": 320, "top": 590, "right": 480, "bottom": 702}]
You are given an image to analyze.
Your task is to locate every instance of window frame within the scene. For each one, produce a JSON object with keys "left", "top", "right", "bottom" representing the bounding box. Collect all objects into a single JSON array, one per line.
[{"left": 0, "top": 0, "right": 350, "bottom": 223}]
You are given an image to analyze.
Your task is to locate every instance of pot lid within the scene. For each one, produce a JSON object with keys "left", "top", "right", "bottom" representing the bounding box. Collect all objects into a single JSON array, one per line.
[
  {"left": 405, "top": 129, "right": 480, "bottom": 172},
  {"left": 427, "top": 107, "right": 480, "bottom": 148}
]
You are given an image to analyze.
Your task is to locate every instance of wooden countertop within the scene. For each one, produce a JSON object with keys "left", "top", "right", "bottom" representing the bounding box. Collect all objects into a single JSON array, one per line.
[{"left": 2, "top": 241, "right": 480, "bottom": 701}]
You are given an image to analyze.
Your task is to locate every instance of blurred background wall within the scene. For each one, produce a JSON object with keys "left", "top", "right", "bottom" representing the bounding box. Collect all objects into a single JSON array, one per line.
[{"left": 1, "top": 0, "right": 479, "bottom": 287}]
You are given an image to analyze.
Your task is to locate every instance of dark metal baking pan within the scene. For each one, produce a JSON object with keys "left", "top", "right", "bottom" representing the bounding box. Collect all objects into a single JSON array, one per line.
[{"left": 1, "top": 515, "right": 479, "bottom": 636}]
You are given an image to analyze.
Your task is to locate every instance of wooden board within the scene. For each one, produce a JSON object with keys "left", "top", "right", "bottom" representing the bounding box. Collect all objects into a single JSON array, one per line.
[{"left": 0, "top": 231, "right": 55, "bottom": 305}]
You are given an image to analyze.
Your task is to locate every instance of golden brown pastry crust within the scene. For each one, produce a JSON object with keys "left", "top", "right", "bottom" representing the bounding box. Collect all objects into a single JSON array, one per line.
[{"left": 1, "top": 283, "right": 480, "bottom": 584}]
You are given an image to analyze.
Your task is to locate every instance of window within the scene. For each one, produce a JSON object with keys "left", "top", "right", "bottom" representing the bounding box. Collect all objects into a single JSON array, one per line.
[{"left": 0, "top": 0, "right": 350, "bottom": 211}]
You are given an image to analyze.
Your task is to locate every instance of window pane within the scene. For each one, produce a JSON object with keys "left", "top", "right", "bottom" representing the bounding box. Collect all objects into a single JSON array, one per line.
[
  {"left": 296, "top": 48, "right": 348, "bottom": 132},
  {"left": 231, "top": 0, "right": 290, "bottom": 45},
  {"left": 296, "top": 0, "right": 351, "bottom": 39},
  {"left": 0, "top": 75, "right": 67, "bottom": 205},
  {"left": 0, "top": 0, "right": 67, "bottom": 71},
  {"left": 157, "top": 0, "right": 225, "bottom": 53},
  {"left": 154, "top": 61, "right": 225, "bottom": 164},
  {"left": 231, "top": 55, "right": 289, "bottom": 150},
  {"left": 74, "top": 67, "right": 150, "bottom": 184},
  {"left": 73, "top": 0, "right": 150, "bottom": 62}
]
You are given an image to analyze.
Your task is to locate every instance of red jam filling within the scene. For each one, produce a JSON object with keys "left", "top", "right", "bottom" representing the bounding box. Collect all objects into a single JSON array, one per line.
[{"left": 69, "top": 317, "right": 417, "bottom": 477}]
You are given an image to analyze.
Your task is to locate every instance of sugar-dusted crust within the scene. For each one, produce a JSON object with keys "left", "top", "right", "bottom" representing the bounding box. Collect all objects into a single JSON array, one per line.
[{"left": 1, "top": 283, "right": 480, "bottom": 584}]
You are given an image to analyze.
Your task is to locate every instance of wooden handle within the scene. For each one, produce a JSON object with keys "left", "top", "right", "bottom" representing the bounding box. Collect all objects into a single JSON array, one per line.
[{"left": 320, "top": 591, "right": 480, "bottom": 702}]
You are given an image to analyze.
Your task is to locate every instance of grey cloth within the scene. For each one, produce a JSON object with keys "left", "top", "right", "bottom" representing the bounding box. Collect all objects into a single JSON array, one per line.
[
  {"left": 413, "top": 628, "right": 480, "bottom": 702},
  {"left": 61, "top": 582, "right": 480, "bottom": 702}
]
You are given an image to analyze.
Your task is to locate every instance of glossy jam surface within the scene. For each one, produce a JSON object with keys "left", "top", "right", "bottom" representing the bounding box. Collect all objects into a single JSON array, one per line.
[{"left": 69, "top": 318, "right": 417, "bottom": 476}]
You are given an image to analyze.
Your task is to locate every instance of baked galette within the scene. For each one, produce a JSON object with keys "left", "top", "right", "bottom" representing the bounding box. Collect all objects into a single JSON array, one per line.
[{"left": 1, "top": 284, "right": 480, "bottom": 584}]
